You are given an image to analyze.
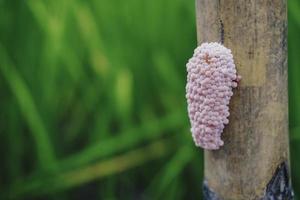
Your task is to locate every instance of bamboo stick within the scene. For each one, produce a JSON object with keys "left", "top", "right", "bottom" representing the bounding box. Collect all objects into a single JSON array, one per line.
[{"left": 195, "top": 0, "right": 293, "bottom": 199}]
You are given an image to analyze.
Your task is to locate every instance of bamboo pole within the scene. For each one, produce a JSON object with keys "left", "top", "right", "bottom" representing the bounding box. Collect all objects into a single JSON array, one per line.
[{"left": 195, "top": 0, "right": 293, "bottom": 199}]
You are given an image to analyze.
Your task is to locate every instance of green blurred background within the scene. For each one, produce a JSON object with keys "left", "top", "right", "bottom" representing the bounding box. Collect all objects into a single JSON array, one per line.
[{"left": 0, "top": 0, "right": 299, "bottom": 199}]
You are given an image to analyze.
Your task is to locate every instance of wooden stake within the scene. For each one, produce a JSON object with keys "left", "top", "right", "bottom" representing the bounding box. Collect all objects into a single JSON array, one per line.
[{"left": 195, "top": 0, "right": 293, "bottom": 199}]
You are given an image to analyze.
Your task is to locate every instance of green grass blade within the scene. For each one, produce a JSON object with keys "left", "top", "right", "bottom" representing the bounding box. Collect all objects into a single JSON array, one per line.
[
  {"left": 60, "top": 111, "right": 185, "bottom": 169},
  {"left": 4, "top": 139, "right": 173, "bottom": 199},
  {"left": 0, "top": 44, "right": 57, "bottom": 170},
  {"left": 147, "top": 145, "right": 193, "bottom": 198}
]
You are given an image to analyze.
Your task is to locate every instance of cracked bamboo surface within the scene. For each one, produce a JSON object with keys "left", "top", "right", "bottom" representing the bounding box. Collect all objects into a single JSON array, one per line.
[{"left": 196, "top": 0, "right": 290, "bottom": 199}]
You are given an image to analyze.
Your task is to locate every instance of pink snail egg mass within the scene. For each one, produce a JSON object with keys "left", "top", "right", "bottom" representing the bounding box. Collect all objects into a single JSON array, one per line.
[{"left": 186, "top": 42, "right": 240, "bottom": 150}]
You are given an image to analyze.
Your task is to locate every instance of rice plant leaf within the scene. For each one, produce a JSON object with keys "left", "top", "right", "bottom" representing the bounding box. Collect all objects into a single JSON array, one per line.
[
  {"left": 147, "top": 145, "right": 194, "bottom": 199},
  {"left": 60, "top": 111, "right": 185, "bottom": 169},
  {"left": 4, "top": 139, "right": 173, "bottom": 199},
  {"left": 0, "top": 44, "right": 57, "bottom": 171}
]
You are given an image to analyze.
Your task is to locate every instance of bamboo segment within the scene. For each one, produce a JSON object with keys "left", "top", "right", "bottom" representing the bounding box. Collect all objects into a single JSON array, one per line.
[{"left": 195, "top": 0, "right": 292, "bottom": 199}]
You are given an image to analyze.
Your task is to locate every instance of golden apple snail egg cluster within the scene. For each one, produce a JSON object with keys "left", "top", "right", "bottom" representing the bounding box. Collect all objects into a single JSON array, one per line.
[{"left": 186, "top": 42, "right": 240, "bottom": 150}]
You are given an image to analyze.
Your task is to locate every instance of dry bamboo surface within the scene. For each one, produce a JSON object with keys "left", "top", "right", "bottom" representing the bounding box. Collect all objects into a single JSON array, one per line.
[{"left": 196, "top": 0, "right": 291, "bottom": 199}]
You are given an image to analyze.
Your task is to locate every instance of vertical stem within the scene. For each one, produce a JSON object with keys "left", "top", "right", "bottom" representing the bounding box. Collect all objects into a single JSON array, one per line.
[{"left": 195, "top": 0, "right": 293, "bottom": 199}]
